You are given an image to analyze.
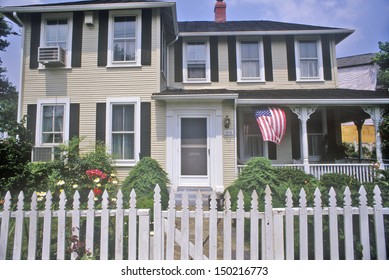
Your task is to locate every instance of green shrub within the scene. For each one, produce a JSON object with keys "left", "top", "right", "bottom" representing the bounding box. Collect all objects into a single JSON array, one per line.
[{"left": 121, "top": 157, "right": 169, "bottom": 210}]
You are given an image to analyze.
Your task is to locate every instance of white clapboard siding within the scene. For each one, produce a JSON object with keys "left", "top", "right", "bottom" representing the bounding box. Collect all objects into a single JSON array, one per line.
[{"left": 0, "top": 185, "right": 388, "bottom": 260}]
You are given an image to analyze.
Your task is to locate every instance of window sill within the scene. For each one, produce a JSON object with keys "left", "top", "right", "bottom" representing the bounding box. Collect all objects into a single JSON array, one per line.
[
  {"left": 296, "top": 79, "right": 325, "bottom": 83},
  {"left": 237, "top": 79, "right": 266, "bottom": 84},
  {"left": 106, "top": 64, "right": 142, "bottom": 69},
  {"left": 38, "top": 66, "right": 72, "bottom": 71},
  {"left": 114, "top": 160, "right": 137, "bottom": 167},
  {"left": 182, "top": 80, "right": 212, "bottom": 85}
]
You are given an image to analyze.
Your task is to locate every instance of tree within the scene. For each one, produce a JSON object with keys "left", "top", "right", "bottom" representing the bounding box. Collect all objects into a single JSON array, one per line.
[
  {"left": 372, "top": 42, "right": 389, "bottom": 159},
  {"left": 0, "top": 14, "right": 19, "bottom": 133},
  {"left": 372, "top": 41, "right": 389, "bottom": 89}
]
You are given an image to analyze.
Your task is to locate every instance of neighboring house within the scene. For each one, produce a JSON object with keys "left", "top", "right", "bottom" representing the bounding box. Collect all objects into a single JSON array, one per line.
[
  {"left": 337, "top": 53, "right": 379, "bottom": 160},
  {"left": 337, "top": 53, "right": 379, "bottom": 91},
  {"left": 1, "top": 0, "right": 389, "bottom": 193}
]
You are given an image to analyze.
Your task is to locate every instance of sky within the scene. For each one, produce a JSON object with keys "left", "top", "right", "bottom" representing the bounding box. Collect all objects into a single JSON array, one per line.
[{"left": 1, "top": 0, "right": 389, "bottom": 89}]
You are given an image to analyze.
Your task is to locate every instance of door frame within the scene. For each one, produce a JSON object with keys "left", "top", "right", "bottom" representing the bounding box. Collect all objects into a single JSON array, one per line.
[{"left": 166, "top": 102, "right": 224, "bottom": 192}]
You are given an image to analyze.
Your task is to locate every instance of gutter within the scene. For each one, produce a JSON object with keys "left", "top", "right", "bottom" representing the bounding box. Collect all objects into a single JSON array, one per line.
[
  {"left": 152, "top": 93, "right": 239, "bottom": 101},
  {"left": 0, "top": 2, "right": 176, "bottom": 13},
  {"left": 12, "top": 12, "right": 25, "bottom": 123},
  {"left": 237, "top": 98, "right": 389, "bottom": 105}
]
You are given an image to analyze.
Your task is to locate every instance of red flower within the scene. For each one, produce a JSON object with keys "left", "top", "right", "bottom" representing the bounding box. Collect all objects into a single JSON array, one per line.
[
  {"left": 86, "top": 169, "right": 107, "bottom": 180},
  {"left": 93, "top": 188, "right": 103, "bottom": 196}
]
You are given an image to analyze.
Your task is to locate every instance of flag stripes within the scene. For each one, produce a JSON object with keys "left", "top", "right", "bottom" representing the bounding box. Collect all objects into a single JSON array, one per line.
[{"left": 255, "top": 107, "right": 286, "bottom": 144}]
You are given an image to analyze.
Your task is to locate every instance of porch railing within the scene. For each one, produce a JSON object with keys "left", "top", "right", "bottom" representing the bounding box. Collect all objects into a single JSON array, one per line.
[{"left": 238, "top": 163, "right": 378, "bottom": 183}]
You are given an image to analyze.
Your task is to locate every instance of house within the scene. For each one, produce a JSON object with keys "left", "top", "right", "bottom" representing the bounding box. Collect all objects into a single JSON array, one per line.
[{"left": 1, "top": 0, "right": 389, "bottom": 194}]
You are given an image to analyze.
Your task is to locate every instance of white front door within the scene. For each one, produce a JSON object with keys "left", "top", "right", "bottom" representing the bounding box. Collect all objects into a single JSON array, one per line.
[{"left": 179, "top": 116, "right": 210, "bottom": 187}]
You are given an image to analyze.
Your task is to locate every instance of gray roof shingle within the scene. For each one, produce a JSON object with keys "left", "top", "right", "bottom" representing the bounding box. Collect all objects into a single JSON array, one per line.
[{"left": 337, "top": 53, "right": 376, "bottom": 68}]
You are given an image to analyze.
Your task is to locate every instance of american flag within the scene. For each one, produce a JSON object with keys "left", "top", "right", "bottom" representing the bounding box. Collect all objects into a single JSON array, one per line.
[{"left": 255, "top": 107, "right": 286, "bottom": 144}]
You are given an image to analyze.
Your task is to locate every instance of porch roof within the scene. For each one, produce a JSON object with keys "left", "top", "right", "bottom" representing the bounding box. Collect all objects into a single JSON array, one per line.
[{"left": 154, "top": 88, "right": 389, "bottom": 105}]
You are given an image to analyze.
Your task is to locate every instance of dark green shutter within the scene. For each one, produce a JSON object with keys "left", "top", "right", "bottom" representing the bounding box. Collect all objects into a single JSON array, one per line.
[
  {"left": 96, "top": 103, "right": 106, "bottom": 143},
  {"left": 97, "top": 11, "right": 108, "bottom": 67},
  {"left": 286, "top": 35, "right": 296, "bottom": 81},
  {"left": 72, "top": 12, "right": 83, "bottom": 68},
  {"left": 174, "top": 38, "right": 183, "bottom": 82},
  {"left": 263, "top": 35, "right": 273, "bottom": 82},
  {"left": 210, "top": 36, "right": 219, "bottom": 82},
  {"left": 30, "top": 14, "right": 41, "bottom": 69},
  {"left": 141, "top": 9, "right": 152, "bottom": 66},
  {"left": 27, "top": 104, "right": 37, "bottom": 145},
  {"left": 321, "top": 34, "right": 332, "bottom": 81},
  {"left": 69, "top": 103, "right": 80, "bottom": 140},
  {"left": 228, "top": 36, "right": 237, "bottom": 82},
  {"left": 268, "top": 143, "right": 277, "bottom": 160},
  {"left": 140, "top": 102, "right": 151, "bottom": 159}
]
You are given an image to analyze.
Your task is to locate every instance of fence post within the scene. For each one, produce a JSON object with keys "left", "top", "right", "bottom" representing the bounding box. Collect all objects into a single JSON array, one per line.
[
  {"left": 0, "top": 192, "right": 11, "bottom": 260},
  {"left": 299, "top": 188, "right": 308, "bottom": 260},
  {"left": 223, "top": 191, "right": 232, "bottom": 260},
  {"left": 181, "top": 192, "right": 189, "bottom": 260},
  {"left": 138, "top": 209, "right": 150, "bottom": 260},
  {"left": 373, "top": 185, "right": 387, "bottom": 260},
  {"left": 313, "top": 188, "right": 323, "bottom": 260},
  {"left": 27, "top": 192, "right": 38, "bottom": 260},
  {"left": 71, "top": 191, "right": 80, "bottom": 260},
  {"left": 343, "top": 187, "right": 354, "bottom": 260},
  {"left": 250, "top": 191, "right": 259, "bottom": 260},
  {"left": 166, "top": 189, "right": 176, "bottom": 260},
  {"left": 195, "top": 191, "right": 204, "bottom": 260},
  {"left": 12, "top": 192, "right": 25, "bottom": 260},
  {"left": 57, "top": 191, "right": 67, "bottom": 260},
  {"left": 85, "top": 190, "right": 95, "bottom": 257},
  {"left": 329, "top": 187, "right": 339, "bottom": 260},
  {"left": 285, "top": 188, "right": 294, "bottom": 260},
  {"left": 128, "top": 190, "right": 137, "bottom": 260},
  {"left": 115, "top": 190, "right": 124, "bottom": 260},
  {"left": 264, "top": 186, "right": 274, "bottom": 260},
  {"left": 42, "top": 191, "right": 53, "bottom": 260},
  {"left": 153, "top": 185, "right": 162, "bottom": 260},
  {"left": 358, "top": 186, "right": 371, "bottom": 260},
  {"left": 100, "top": 190, "right": 110, "bottom": 260},
  {"left": 236, "top": 190, "right": 245, "bottom": 260},
  {"left": 209, "top": 192, "right": 218, "bottom": 260}
]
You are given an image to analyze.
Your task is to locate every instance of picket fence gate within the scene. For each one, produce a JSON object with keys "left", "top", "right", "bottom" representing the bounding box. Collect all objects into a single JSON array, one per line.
[{"left": 0, "top": 185, "right": 388, "bottom": 260}]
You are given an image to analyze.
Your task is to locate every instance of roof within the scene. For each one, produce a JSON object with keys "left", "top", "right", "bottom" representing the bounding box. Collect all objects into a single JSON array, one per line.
[
  {"left": 2, "top": 0, "right": 161, "bottom": 7},
  {"left": 153, "top": 88, "right": 389, "bottom": 105},
  {"left": 337, "top": 53, "right": 376, "bottom": 69},
  {"left": 178, "top": 20, "right": 353, "bottom": 44}
]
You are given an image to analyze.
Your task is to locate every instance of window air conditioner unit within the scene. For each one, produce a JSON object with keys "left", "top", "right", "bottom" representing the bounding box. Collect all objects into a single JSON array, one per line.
[
  {"left": 32, "top": 146, "right": 61, "bottom": 162},
  {"left": 38, "top": 46, "right": 66, "bottom": 67}
]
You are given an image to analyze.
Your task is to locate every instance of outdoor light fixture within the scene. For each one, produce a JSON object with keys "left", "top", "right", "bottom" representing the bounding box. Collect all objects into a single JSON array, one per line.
[{"left": 224, "top": 115, "right": 231, "bottom": 128}]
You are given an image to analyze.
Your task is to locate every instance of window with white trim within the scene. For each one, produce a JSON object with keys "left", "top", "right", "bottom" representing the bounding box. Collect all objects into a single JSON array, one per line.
[
  {"left": 108, "top": 10, "right": 142, "bottom": 67},
  {"left": 183, "top": 39, "right": 210, "bottom": 82},
  {"left": 295, "top": 38, "right": 323, "bottom": 81},
  {"left": 106, "top": 98, "right": 140, "bottom": 165},
  {"left": 36, "top": 98, "right": 70, "bottom": 146},
  {"left": 40, "top": 13, "right": 73, "bottom": 67},
  {"left": 237, "top": 40, "right": 265, "bottom": 82}
]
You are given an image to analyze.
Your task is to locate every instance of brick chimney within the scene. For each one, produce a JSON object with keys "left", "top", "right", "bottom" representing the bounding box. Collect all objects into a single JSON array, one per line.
[{"left": 214, "top": 0, "right": 226, "bottom": 23}]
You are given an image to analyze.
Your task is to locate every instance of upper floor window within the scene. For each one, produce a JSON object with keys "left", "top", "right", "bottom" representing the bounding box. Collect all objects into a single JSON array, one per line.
[
  {"left": 295, "top": 38, "right": 323, "bottom": 81},
  {"left": 236, "top": 39, "right": 265, "bottom": 82},
  {"left": 40, "top": 13, "right": 73, "bottom": 68},
  {"left": 36, "top": 98, "right": 70, "bottom": 146},
  {"left": 108, "top": 10, "right": 142, "bottom": 67},
  {"left": 183, "top": 39, "right": 210, "bottom": 82}
]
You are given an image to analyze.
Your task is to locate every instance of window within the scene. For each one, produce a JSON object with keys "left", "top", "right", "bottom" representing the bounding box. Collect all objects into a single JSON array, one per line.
[
  {"left": 238, "top": 108, "right": 271, "bottom": 162},
  {"left": 295, "top": 38, "right": 323, "bottom": 81},
  {"left": 106, "top": 98, "right": 140, "bottom": 165},
  {"left": 237, "top": 39, "right": 265, "bottom": 82},
  {"left": 108, "top": 10, "right": 142, "bottom": 67},
  {"left": 36, "top": 98, "right": 70, "bottom": 146},
  {"left": 40, "top": 13, "right": 73, "bottom": 67},
  {"left": 183, "top": 40, "right": 210, "bottom": 82}
]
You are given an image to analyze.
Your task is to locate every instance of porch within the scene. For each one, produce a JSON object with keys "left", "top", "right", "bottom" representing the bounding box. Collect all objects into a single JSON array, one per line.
[{"left": 238, "top": 162, "right": 389, "bottom": 183}]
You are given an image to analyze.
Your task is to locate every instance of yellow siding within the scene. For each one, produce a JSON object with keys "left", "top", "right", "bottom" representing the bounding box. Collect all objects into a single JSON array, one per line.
[{"left": 222, "top": 100, "right": 236, "bottom": 187}]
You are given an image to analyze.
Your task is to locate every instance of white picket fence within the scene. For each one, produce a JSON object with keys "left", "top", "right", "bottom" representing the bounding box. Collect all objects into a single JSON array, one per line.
[{"left": 0, "top": 185, "right": 388, "bottom": 260}]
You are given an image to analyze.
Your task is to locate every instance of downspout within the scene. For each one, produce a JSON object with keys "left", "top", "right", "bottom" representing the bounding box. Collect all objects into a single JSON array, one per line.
[{"left": 13, "top": 12, "right": 25, "bottom": 123}]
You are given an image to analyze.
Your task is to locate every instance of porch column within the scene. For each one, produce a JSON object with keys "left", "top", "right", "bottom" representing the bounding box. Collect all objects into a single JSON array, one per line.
[
  {"left": 354, "top": 119, "right": 364, "bottom": 162},
  {"left": 362, "top": 106, "right": 385, "bottom": 169},
  {"left": 290, "top": 106, "right": 317, "bottom": 174}
]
